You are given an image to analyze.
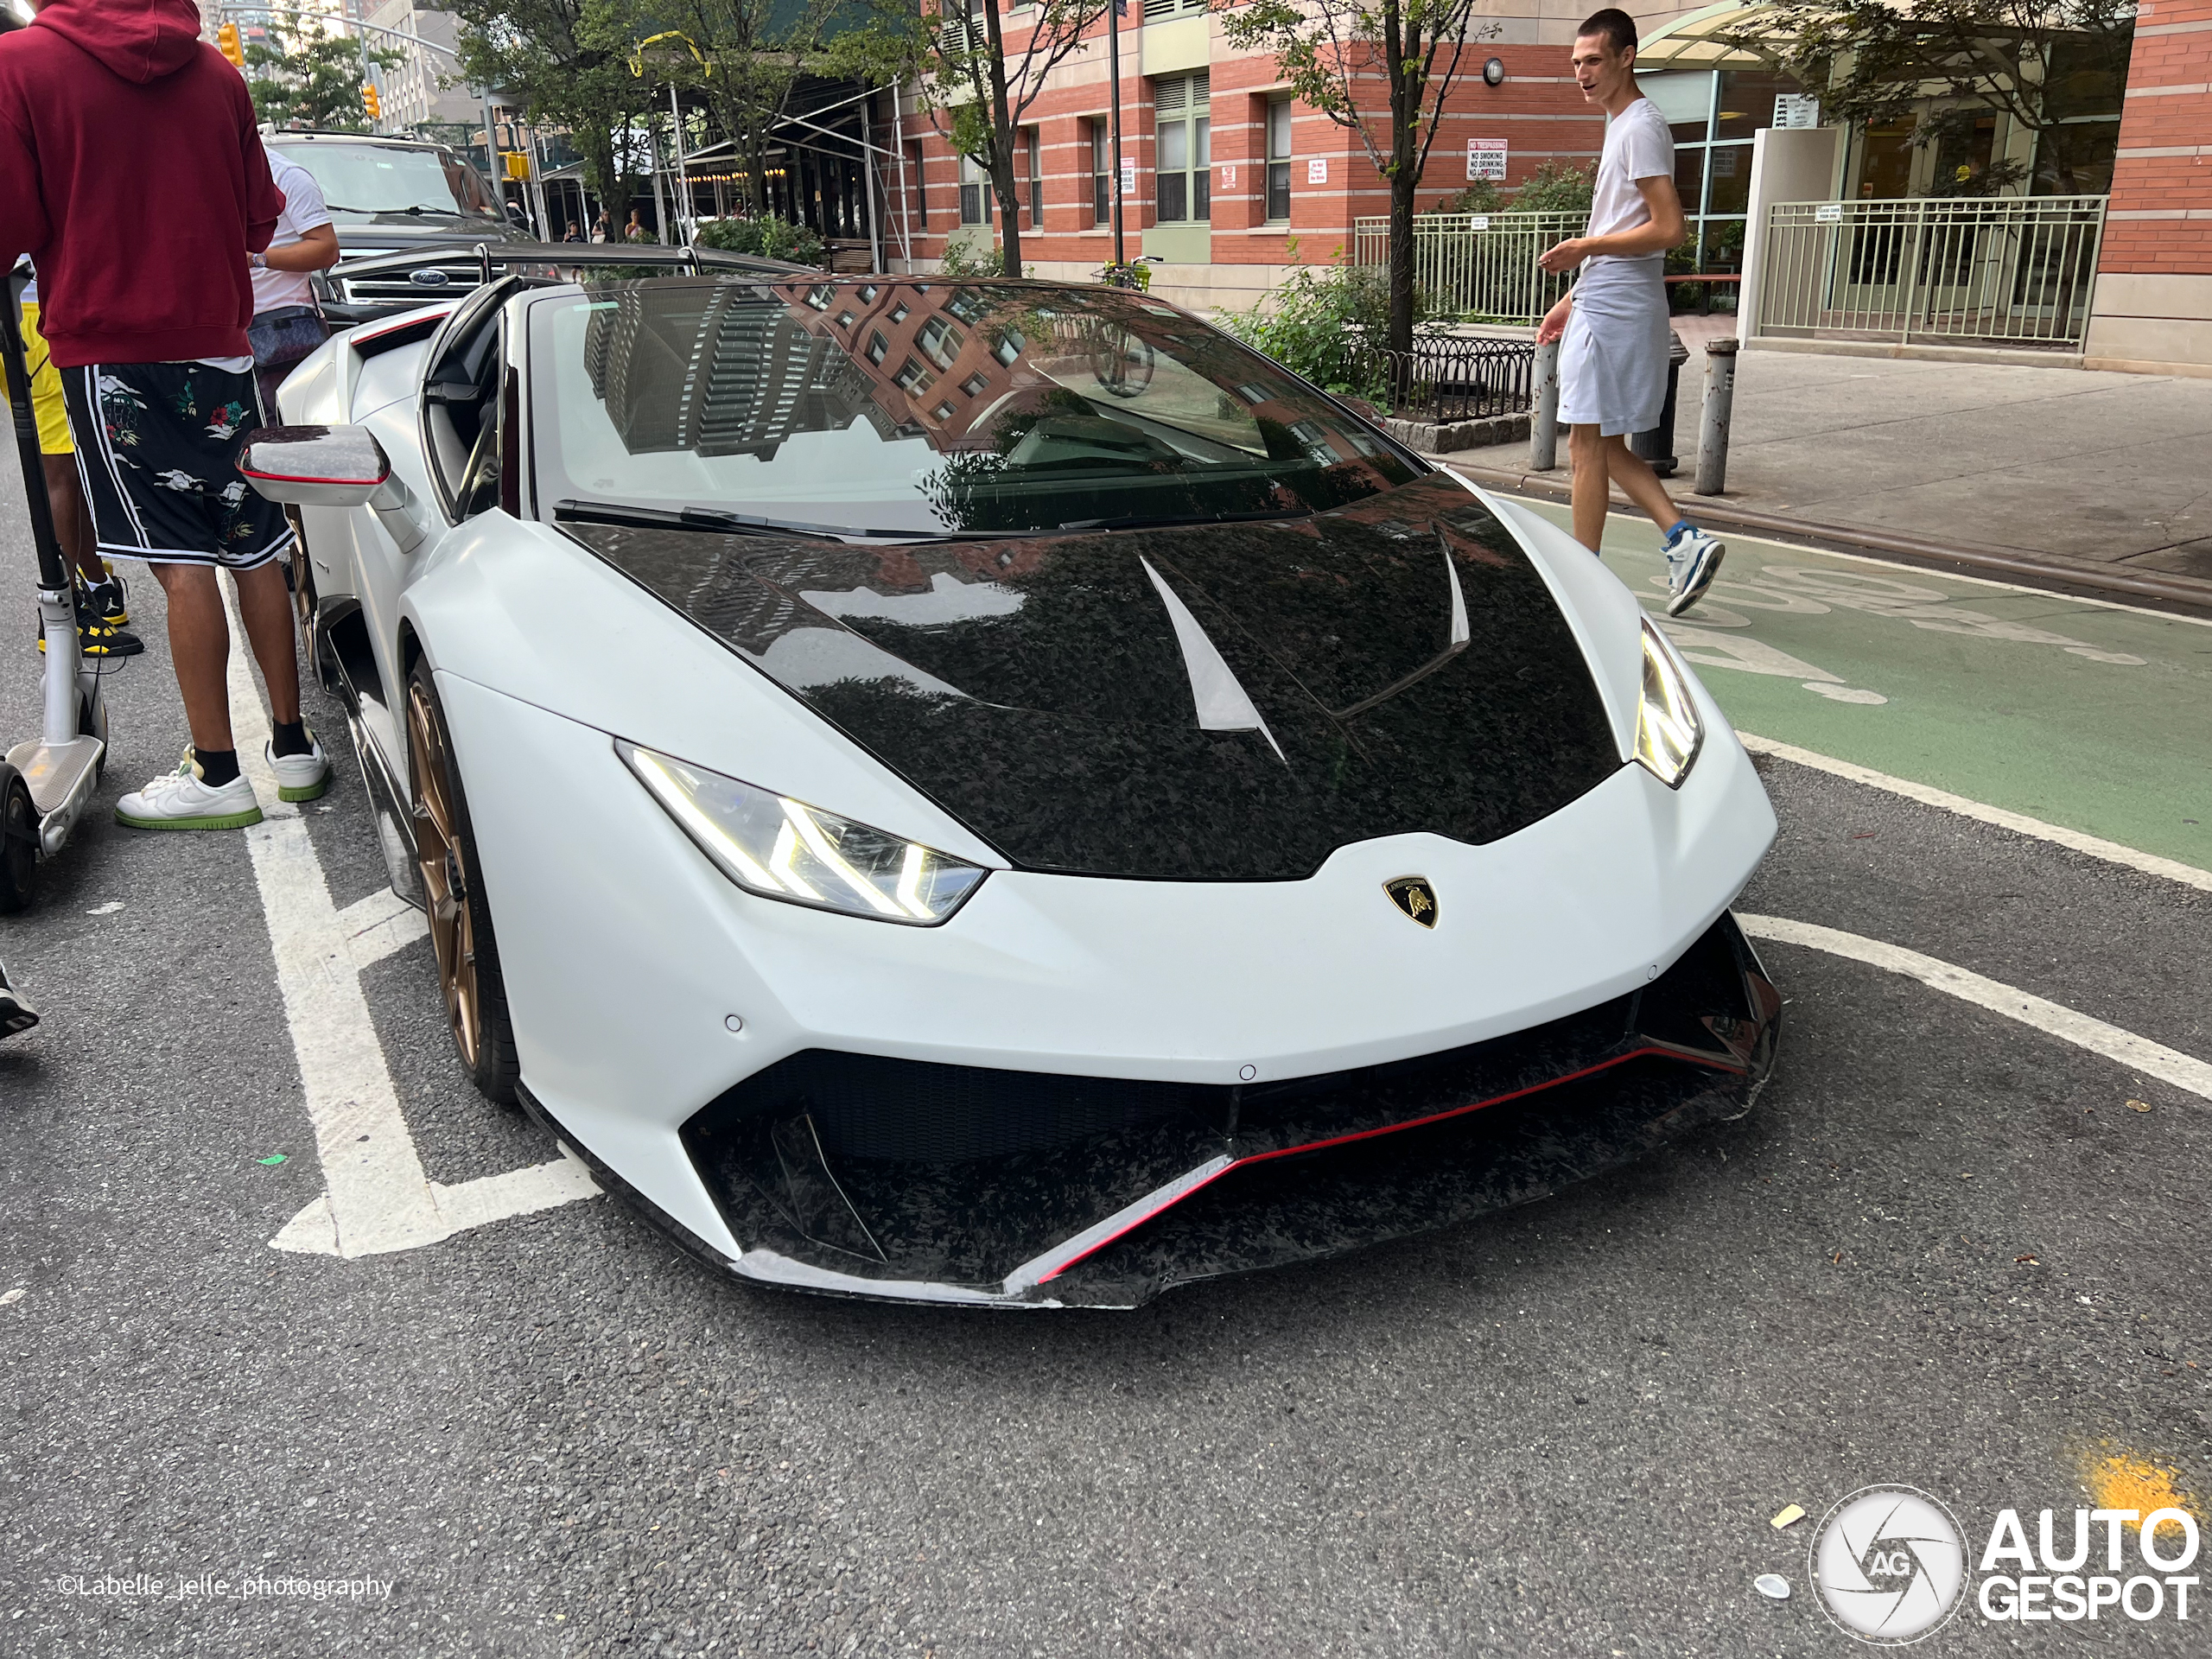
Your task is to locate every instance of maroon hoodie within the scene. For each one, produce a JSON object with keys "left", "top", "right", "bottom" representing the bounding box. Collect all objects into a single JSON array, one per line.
[{"left": 0, "top": 0, "right": 283, "bottom": 367}]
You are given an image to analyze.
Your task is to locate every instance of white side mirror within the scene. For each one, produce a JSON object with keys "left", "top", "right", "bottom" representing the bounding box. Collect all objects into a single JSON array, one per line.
[
  {"left": 242, "top": 424, "right": 426, "bottom": 552},
  {"left": 239, "top": 425, "right": 391, "bottom": 507}
]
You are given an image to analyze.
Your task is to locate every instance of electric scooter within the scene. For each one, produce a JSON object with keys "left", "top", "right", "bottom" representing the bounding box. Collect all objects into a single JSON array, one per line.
[{"left": 0, "top": 260, "right": 108, "bottom": 915}]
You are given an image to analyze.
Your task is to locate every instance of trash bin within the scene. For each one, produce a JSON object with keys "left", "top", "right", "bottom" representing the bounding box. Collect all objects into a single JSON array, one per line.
[{"left": 1629, "top": 330, "right": 1690, "bottom": 478}]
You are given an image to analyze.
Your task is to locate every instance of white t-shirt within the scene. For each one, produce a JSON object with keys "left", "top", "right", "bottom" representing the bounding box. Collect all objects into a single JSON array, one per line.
[
  {"left": 1585, "top": 96, "right": 1672, "bottom": 274},
  {"left": 253, "top": 155, "right": 333, "bottom": 315}
]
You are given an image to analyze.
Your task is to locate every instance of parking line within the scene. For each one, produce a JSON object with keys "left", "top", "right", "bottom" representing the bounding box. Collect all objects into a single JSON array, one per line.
[
  {"left": 216, "top": 578, "right": 598, "bottom": 1258},
  {"left": 1738, "top": 734, "right": 2212, "bottom": 895},
  {"left": 1738, "top": 914, "right": 2212, "bottom": 1102}
]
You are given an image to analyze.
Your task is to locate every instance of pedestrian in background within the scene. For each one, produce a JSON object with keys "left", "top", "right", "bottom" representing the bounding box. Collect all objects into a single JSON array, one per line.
[
  {"left": 625, "top": 210, "right": 649, "bottom": 243},
  {"left": 0, "top": 0, "right": 331, "bottom": 831},
  {"left": 248, "top": 147, "right": 339, "bottom": 420},
  {"left": 1537, "top": 7, "right": 1726, "bottom": 617},
  {"left": 589, "top": 210, "right": 610, "bottom": 244}
]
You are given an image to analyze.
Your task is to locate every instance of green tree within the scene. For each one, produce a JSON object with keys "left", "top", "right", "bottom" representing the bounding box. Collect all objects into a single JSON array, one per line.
[
  {"left": 828, "top": 0, "right": 1109, "bottom": 276},
  {"left": 452, "top": 0, "right": 660, "bottom": 229},
  {"left": 657, "top": 0, "right": 842, "bottom": 218},
  {"left": 246, "top": 32, "right": 403, "bottom": 132},
  {"left": 1222, "top": 0, "right": 1496, "bottom": 365},
  {"left": 1729, "top": 0, "right": 2134, "bottom": 196}
]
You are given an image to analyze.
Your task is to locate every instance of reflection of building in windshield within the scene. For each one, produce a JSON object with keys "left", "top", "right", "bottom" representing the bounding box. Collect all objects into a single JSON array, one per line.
[
  {"left": 778, "top": 280, "right": 1027, "bottom": 449},
  {"left": 584, "top": 283, "right": 916, "bottom": 461}
]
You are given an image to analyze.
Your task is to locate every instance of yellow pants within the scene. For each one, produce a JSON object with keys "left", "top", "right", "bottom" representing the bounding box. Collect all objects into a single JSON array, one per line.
[{"left": 3, "top": 302, "right": 74, "bottom": 455}]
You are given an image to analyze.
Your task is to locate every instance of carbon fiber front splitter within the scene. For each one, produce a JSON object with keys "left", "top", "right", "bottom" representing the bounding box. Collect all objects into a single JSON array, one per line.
[{"left": 530, "top": 912, "right": 1780, "bottom": 1310}]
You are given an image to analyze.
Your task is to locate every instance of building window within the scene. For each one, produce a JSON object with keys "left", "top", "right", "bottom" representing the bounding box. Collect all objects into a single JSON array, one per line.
[
  {"left": 1089, "top": 120, "right": 1111, "bottom": 226},
  {"left": 1641, "top": 67, "right": 1805, "bottom": 273},
  {"left": 1154, "top": 73, "right": 1210, "bottom": 223},
  {"left": 894, "top": 356, "right": 933, "bottom": 394},
  {"left": 1266, "top": 98, "right": 1293, "bottom": 222},
  {"left": 1025, "top": 127, "right": 1043, "bottom": 228},
  {"left": 907, "top": 146, "right": 927, "bottom": 229},
  {"left": 867, "top": 330, "right": 888, "bottom": 365},
  {"left": 959, "top": 153, "right": 992, "bottom": 226},
  {"left": 962, "top": 372, "right": 989, "bottom": 397},
  {"left": 918, "top": 316, "right": 964, "bottom": 370}
]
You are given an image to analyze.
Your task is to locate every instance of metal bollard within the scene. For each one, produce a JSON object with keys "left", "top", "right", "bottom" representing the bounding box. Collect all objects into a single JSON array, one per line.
[
  {"left": 1694, "top": 337, "right": 1738, "bottom": 497},
  {"left": 1529, "top": 339, "right": 1560, "bottom": 471}
]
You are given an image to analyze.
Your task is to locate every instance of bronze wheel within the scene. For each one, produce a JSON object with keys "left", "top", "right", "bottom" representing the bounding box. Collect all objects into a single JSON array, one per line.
[{"left": 405, "top": 658, "right": 518, "bottom": 1103}]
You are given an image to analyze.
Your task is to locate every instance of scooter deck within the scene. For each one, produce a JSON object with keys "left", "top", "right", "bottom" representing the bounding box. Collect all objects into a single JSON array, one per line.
[{"left": 5, "top": 734, "right": 102, "bottom": 849}]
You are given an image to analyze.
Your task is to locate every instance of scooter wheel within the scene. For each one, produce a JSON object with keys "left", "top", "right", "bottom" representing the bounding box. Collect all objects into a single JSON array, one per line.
[{"left": 0, "top": 763, "right": 35, "bottom": 916}]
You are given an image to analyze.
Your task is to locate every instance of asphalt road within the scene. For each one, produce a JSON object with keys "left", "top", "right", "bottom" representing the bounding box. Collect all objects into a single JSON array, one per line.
[{"left": 2, "top": 465, "right": 2208, "bottom": 1657}]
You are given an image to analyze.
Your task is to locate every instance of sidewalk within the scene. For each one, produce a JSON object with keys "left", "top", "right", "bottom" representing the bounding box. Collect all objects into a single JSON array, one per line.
[{"left": 1434, "top": 338, "right": 2212, "bottom": 597}]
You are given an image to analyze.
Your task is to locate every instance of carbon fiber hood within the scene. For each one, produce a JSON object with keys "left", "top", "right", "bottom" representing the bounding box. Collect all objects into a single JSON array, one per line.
[{"left": 567, "top": 473, "right": 1623, "bottom": 879}]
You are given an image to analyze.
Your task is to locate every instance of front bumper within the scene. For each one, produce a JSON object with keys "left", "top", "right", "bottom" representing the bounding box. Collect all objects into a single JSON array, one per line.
[{"left": 528, "top": 913, "right": 1777, "bottom": 1308}]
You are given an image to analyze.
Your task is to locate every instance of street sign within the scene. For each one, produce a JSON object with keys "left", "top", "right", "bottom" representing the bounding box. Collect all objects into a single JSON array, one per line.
[
  {"left": 1307, "top": 157, "right": 1327, "bottom": 184},
  {"left": 1814, "top": 203, "right": 1843, "bottom": 223},
  {"left": 1773, "top": 94, "right": 1821, "bottom": 129},
  {"left": 1466, "top": 138, "right": 1507, "bottom": 181},
  {"left": 1121, "top": 157, "right": 1137, "bottom": 195},
  {"left": 1220, "top": 163, "right": 1236, "bottom": 189}
]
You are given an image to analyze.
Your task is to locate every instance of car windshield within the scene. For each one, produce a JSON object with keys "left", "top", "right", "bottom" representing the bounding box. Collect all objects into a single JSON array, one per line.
[
  {"left": 528, "top": 279, "right": 1421, "bottom": 538},
  {"left": 267, "top": 142, "right": 502, "bottom": 223}
]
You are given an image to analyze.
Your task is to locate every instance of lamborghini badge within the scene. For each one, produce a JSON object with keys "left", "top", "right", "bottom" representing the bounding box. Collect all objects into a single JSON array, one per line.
[{"left": 1383, "top": 875, "right": 1438, "bottom": 928}]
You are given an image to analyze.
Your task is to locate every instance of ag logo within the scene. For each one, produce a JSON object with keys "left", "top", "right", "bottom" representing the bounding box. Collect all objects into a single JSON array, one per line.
[
  {"left": 1383, "top": 875, "right": 1438, "bottom": 929},
  {"left": 1810, "top": 1484, "right": 1967, "bottom": 1644}
]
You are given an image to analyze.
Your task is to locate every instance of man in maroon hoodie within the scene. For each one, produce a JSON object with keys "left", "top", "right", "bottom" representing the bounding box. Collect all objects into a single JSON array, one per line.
[{"left": 0, "top": 0, "right": 331, "bottom": 831}]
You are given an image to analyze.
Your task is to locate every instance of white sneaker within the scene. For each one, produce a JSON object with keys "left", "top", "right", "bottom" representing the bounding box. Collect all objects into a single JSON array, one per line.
[
  {"left": 1662, "top": 524, "right": 1726, "bottom": 617},
  {"left": 266, "top": 731, "right": 332, "bottom": 803},
  {"left": 115, "top": 751, "right": 264, "bottom": 831}
]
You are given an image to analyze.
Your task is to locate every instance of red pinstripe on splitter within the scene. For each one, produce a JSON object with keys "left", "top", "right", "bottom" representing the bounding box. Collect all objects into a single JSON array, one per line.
[{"left": 1034, "top": 1044, "right": 1741, "bottom": 1285}]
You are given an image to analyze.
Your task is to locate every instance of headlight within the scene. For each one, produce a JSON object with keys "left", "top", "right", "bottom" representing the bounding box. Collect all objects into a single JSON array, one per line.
[
  {"left": 1634, "top": 619, "right": 1703, "bottom": 788},
  {"left": 617, "top": 742, "right": 988, "bottom": 925}
]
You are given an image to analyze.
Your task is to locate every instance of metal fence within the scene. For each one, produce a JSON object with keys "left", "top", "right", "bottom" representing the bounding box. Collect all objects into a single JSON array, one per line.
[
  {"left": 1359, "top": 334, "right": 1535, "bottom": 423},
  {"left": 1353, "top": 212, "right": 1585, "bottom": 324},
  {"left": 1756, "top": 195, "right": 2107, "bottom": 351}
]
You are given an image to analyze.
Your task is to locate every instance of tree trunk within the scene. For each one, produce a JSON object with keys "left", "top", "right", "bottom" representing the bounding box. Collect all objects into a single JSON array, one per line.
[
  {"left": 1385, "top": 7, "right": 1420, "bottom": 400},
  {"left": 979, "top": 0, "right": 1021, "bottom": 274}
]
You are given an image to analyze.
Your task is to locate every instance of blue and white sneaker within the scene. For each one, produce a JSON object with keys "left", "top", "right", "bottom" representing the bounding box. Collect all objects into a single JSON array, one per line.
[{"left": 1662, "top": 522, "right": 1726, "bottom": 617}]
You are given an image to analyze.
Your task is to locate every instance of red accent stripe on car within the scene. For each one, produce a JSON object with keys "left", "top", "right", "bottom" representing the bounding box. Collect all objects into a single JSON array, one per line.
[
  {"left": 1037, "top": 1045, "right": 1737, "bottom": 1284},
  {"left": 238, "top": 467, "right": 391, "bottom": 486}
]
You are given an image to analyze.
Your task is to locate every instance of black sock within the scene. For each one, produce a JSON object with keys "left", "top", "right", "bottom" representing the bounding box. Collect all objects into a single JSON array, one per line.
[
  {"left": 270, "top": 720, "right": 311, "bottom": 759},
  {"left": 195, "top": 747, "right": 240, "bottom": 787}
]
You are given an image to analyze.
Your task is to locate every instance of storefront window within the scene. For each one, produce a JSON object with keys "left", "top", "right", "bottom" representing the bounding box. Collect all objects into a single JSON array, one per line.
[{"left": 1637, "top": 67, "right": 1803, "bottom": 273}]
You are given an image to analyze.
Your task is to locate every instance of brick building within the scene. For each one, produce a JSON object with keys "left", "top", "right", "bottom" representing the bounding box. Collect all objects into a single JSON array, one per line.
[
  {"left": 2085, "top": 0, "right": 2212, "bottom": 372},
  {"left": 886, "top": 3, "right": 1611, "bottom": 310}
]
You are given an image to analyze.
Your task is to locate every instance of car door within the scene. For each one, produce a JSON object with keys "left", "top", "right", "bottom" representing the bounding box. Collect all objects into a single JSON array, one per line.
[{"left": 350, "top": 280, "right": 515, "bottom": 767}]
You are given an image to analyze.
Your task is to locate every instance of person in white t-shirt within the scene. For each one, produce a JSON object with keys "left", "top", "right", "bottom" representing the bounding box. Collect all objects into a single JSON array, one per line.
[
  {"left": 1536, "top": 8, "right": 1725, "bottom": 616},
  {"left": 246, "top": 151, "right": 340, "bottom": 416}
]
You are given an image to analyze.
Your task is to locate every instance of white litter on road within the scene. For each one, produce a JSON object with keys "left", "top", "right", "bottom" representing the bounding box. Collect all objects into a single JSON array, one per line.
[
  {"left": 217, "top": 577, "right": 598, "bottom": 1259},
  {"left": 1737, "top": 732, "right": 2212, "bottom": 894},
  {"left": 1739, "top": 913, "right": 2212, "bottom": 1103}
]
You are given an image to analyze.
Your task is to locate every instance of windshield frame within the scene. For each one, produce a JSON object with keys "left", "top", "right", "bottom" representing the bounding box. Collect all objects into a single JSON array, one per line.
[{"left": 522, "top": 277, "right": 1432, "bottom": 543}]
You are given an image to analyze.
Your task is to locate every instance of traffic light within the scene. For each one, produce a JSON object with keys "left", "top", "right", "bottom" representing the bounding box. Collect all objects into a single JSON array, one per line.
[
  {"left": 217, "top": 22, "right": 243, "bottom": 68},
  {"left": 362, "top": 83, "right": 380, "bottom": 120},
  {"left": 504, "top": 151, "right": 531, "bottom": 181}
]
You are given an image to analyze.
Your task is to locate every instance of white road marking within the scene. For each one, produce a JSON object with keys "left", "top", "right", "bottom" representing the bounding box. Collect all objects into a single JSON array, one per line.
[
  {"left": 336, "top": 887, "right": 430, "bottom": 969},
  {"left": 217, "top": 578, "right": 598, "bottom": 1259},
  {"left": 1737, "top": 732, "right": 2212, "bottom": 894},
  {"left": 1738, "top": 913, "right": 2212, "bottom": 1102}
]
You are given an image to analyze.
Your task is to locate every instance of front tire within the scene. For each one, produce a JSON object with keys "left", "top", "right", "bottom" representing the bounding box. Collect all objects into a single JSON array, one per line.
[
  {"left": 0, "top": 765, "right": 35, "bottom": 915},
  {"left": 405, "top": 658, "right": 519, "bottom": 1104}
]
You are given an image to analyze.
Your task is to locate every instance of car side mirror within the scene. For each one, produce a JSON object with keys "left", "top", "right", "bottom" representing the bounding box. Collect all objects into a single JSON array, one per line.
[
  {"left": 240, "top": 425, "right": 425, "bottom": 553},
  {"left": 240, "top": 425, "right": 393, "bottom": 506}
]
